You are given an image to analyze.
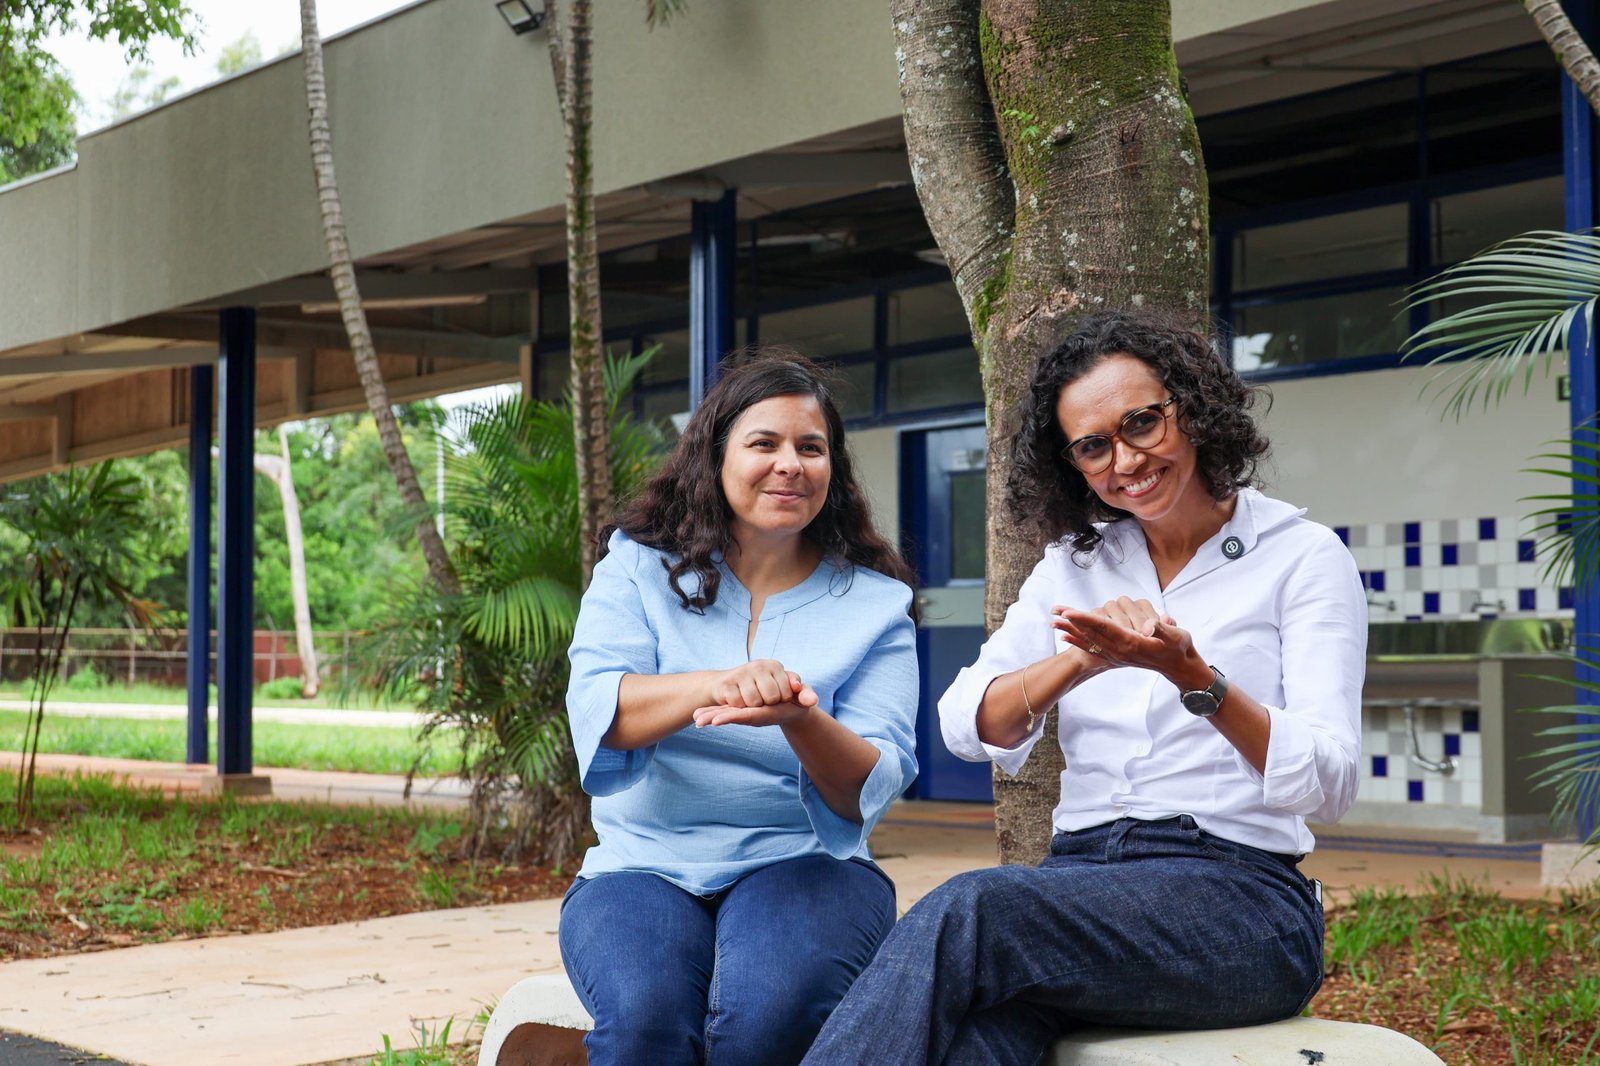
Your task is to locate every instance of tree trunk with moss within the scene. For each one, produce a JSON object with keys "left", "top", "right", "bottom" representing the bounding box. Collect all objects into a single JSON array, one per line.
[{"left": 894, "top": 0, "right": 1209, "bottom": 865}]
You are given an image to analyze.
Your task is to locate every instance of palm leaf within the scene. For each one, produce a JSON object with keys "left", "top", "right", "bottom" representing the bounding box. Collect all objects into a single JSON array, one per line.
[{"left": 1402, "top": 229, "right": 1600, "bottom": 418}]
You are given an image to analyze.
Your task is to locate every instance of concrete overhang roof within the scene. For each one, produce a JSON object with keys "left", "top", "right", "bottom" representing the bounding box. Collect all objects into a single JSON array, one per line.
[{"left": 0, "top": 0, "right": 1536, "bottom": 479}]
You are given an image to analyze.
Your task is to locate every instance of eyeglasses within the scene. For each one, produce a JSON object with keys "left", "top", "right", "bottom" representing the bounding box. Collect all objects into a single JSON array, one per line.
[{"left": 1060, "top": 398, "right": 1178, "bottom": 474}]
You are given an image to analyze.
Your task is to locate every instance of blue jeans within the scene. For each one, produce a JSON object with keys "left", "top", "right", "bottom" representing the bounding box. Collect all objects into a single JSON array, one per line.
[
  {"left": 801, "top": 815, "right": 1324, "bottom": 1066},
  {"left": 559, "top": 854, "right": 897, "bottom": 1066}
]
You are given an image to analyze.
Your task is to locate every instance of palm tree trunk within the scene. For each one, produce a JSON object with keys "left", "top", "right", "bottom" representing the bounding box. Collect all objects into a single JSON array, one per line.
[
  {"left": 1527, "top": 0, "right": 1600, "bottom": 118},
  {"left": 253, "top": 431, "right": 321, "bottom": 697},
  {"left": 896, "top": 0, "right": 1209, "bottom": 865},
  {"left": 298, "top": 0, "right": 460, "bottom": 597},
  {"left": 549, "top": 0, "right": 612, "bottom": 590}
]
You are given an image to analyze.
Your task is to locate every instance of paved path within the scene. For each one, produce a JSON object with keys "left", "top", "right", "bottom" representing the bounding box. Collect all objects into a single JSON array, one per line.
[{"left": 0, "top": 700, "right": 427, "bottom": 730}]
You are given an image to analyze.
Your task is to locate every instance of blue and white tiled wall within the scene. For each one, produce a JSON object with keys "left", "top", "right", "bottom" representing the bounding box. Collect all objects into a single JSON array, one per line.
[
  {"left": 1359, "top": 703, "right": 1482, "bottom": 809},
  {"left": 1333, "top": 515, "right": 1570, "bottom": 621}
]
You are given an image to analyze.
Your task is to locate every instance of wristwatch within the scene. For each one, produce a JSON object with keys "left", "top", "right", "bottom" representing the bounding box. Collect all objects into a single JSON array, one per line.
[{"left": 1180, "top": 666, "right": 1229, "bottom": 718}]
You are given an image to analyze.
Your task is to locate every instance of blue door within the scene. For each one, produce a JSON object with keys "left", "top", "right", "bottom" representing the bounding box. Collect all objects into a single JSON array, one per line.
[{"left": 902, "top": 424, "right": 992, "bottom": 801}]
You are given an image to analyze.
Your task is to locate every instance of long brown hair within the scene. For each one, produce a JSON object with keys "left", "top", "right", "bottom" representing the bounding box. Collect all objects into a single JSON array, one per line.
[{"left": 606, "top": 346, "right": 916, "bottom": 613}]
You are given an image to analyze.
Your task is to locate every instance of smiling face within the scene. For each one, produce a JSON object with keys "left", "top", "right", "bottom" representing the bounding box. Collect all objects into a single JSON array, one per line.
[
  {"left": 719, "top": 393, "right": 832, "bottom": 549},
  {"left": 1055, "top": 353, "right": 1210, "bottom": 532}
]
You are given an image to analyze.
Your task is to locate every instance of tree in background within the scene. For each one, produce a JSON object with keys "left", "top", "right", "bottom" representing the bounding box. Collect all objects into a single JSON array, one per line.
[
  {"left": 1, "top": 0, "right": 196, "bottom": 178},
  {"left": 0, "top": 69, "right": 73, "bottom": 182},
  {"left": 296, "top": 0, "right": 459, "bottom": 597},
  {"left": 0, "top": 463, "right": 163, "bottom": 821},
  {"left": 357, "top": 354, "right": 665, "bottom": 862},
  {"left": 892, "top": 0, "right": 1209, "bottom": 864},
  {"left": 252, "top": 428, "right": 320, "bottom": 698}
]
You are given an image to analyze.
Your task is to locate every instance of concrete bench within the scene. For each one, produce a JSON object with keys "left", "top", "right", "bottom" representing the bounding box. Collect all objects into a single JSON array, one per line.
[{"left": 478, "top": 974, "right": 1444, "bottom": 1065}]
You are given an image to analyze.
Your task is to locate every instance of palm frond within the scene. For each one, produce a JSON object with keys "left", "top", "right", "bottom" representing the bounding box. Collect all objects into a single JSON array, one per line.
[{"left": 1402, "top": 229, "right": 1600, "bottom": 418}]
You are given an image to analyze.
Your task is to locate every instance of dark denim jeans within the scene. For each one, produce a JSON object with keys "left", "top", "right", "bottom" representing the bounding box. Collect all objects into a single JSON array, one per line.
[
  {"left": 801, "top": 815, "right": 1324, "bottom": 1066},
  {"left": 559, "top": 854, "right": 896, "bottom": 1066}
]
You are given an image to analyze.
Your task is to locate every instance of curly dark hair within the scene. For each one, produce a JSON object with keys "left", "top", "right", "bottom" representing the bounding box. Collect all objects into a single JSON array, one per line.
[
  {"left": 604, "top": 346, "right": 917, "bottom": 612},
  {"left": 1006, "top": 310, "right": 1271, "bottom": 555}
]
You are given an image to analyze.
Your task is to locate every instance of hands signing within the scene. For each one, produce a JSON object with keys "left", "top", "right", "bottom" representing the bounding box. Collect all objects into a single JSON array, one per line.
[
  {"left": 693, "top": 659, "right": 819, "bottom": 728},
  {"left": 1051, "top": 596, "right": 1197, "bottom": 679}
]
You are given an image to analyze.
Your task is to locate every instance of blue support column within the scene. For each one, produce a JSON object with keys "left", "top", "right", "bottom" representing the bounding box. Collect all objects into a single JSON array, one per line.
[
  {"left": 1563, "top": 0, "right": 1600, "bottom": 842},
  {"left": 216, "top": 308, "right": 256, "bottom": 779},
  {"left": 186, "top": 364, "right": 213, "bottom": 765},
  {"left": 689, "top": 189, "right": 737, "bottom": 409}
]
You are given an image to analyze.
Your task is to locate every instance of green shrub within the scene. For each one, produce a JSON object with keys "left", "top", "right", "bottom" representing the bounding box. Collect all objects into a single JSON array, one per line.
[
  {"left": 259, "top": 676, "right": 307, "bottom": 700},
  {"left": 64, "top": 665, "right": 106, "bottom": 692}
]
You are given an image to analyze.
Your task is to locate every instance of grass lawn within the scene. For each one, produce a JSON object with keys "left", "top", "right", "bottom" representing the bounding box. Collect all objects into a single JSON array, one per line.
[
  {"left": 0, "top": 709, "right": 457, "bottom": 776},
  {"left": 0, "top": 680, "right": 403, "bottom": 711},
  {"left": 0, "top": 770, "right": 572, "bottom": 963}
]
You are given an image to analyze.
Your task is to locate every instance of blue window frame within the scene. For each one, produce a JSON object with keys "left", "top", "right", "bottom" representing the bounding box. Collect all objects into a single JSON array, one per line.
[{"left": 1207, "top": 44, "right": 1562, "bottom": 381}]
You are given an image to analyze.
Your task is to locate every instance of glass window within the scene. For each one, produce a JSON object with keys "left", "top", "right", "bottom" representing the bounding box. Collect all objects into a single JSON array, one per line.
[
  {"left": 758, "top": 296, "right": 874, "bottom": 357},
  {"left": 887, "top": 282, "right": 970, "bottom": 346},
  {"left": 1232, "top": 204, "right": 1409, "bottom": 291},
  {"left": 825, "top": 360, "right": 877, "bottom": 417},
  {"left": 637, "top": 329, "right": 690, "bottom": 385},
  {"left": 536, "top": 351, "right": 568, "bottom": 400},
  {"left": 1431, "top": 176, "right": 1564, "bottom": 265},
  {"left": 1424, "top": 48, "right": 1560, "bottom": 179},
  {"left": 639, "top": 388, "right": 689, "bottom": 427},
  {"left": 1231, "top": 287, "right": 1409, "bottom": 371},
  {"left": 887, "top": 347, "right": 983, "bottom": 413},
  {"left": 949, "top": 470, "right": 987, "bottom": 582}
]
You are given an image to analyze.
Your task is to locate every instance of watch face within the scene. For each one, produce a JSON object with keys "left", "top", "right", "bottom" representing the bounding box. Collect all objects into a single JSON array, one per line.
[{"left": 1182, "top": 690, "right": 1220, "bottom": 717}]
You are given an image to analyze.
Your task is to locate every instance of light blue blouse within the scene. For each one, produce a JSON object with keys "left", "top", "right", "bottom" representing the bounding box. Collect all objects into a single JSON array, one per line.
[{"left": 566, "top": 529, "right": 919, "bottom": 894}]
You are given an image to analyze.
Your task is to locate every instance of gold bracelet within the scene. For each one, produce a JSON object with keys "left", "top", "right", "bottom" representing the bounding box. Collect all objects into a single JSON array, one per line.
[{"left": 1020, "top": 662, "right": 1040, "bottom": 734}]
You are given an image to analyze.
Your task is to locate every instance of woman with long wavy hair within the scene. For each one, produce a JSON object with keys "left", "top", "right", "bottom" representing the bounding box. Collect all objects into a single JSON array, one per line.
[
  {"left": 804, "top": 310, "right": 1367, "bottom": 1065},
  {"left": 560, "top": 347, "right": 920, "bottom": 1066}
]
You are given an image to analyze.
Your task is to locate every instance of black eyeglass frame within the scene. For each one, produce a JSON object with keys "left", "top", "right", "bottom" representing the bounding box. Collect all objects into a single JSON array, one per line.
[{"left": 1060, "top": 397, "right": 1179, "bottom": 474}]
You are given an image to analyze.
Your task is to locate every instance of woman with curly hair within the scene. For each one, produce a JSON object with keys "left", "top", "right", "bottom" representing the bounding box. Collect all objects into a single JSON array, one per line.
[
  {"left": 803, "top": 310, "right": 1366, "bottom": 1065},
  {"left": 560, "top": 347, "right": 919, "bottom": 1066}
]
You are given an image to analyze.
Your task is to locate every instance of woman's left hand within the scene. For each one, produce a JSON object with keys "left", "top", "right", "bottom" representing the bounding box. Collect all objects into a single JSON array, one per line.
[
  {"left": 1052, "top": 597, "right": 1199, "bottom": 682},
  {"left": 691, "top": 690, "right": 819, "bottom": 729}
]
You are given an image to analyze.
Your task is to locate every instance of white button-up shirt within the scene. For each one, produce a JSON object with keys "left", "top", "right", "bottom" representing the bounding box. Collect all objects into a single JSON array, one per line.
[{"left": 939, "top": 489, "right": 1367, "bottom": 856}]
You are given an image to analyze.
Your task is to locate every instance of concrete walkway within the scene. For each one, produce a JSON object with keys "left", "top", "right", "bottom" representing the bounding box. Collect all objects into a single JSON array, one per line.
[{"left": 0, "top": 757, "right": 1558, "bottom": 1066}]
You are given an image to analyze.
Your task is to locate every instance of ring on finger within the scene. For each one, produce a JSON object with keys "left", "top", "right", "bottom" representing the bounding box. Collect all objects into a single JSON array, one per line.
[{"left": 1088, "top": 643, "right": 1104, "bottom": 656}]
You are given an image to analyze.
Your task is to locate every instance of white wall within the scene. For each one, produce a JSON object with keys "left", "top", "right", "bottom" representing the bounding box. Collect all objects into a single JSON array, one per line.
[
  {"left": 1257, "top": 364, "right": 1568, "bottom": 528},
  {"left": 850, "top": 425, "right": 901, "bottom": 545}
]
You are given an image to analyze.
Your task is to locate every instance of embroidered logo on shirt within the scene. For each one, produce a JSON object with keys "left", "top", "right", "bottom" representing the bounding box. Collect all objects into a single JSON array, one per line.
[{"left": 1222, "top": 536, "right": 1244, "bottom": 559}]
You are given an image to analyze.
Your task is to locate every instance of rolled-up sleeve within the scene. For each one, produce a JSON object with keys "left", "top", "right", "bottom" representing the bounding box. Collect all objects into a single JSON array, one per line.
[
  {"left": 800, "top": 586, "right": 920, "bottom": 858},
  {"left": 1240, "top": 537, "right": 1367, "bottom": 823},
  {"left": 566, "top": 536, "right": 661, "bottom": 797},
  {"left": 938, "top": 553, "right": 1062, "bottom": 775}
]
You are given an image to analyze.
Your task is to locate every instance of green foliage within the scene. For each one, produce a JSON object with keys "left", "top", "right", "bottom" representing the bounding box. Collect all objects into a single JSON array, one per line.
[
  {"left": 0, "top": 708, "right": 456, "bottom": 776},
  {"left": 1402, "top": 232, "right": 1600, "bottom": 843},
  {"left": 106, "top": 64, "right": 180, "bottom": 120},
  {"left": 1, "top": 0, "right": 197, "bottom": 174},
  {"left": 62, "top": 663, "right": 104, "bottom": 691},
  {"left": 354, "top": 351, "right": 665, "bottom": 862},
  {"left": 368, "top": 1017, "right": 459, "bottom": 1066},
  {"left": 213, "top": 30, "right": 263, "bottom": 77},
  {"left": 0, "top": 462, "right": 166, "bottom": 820},
  {"left": 259, "top": 675, "right": 308, "bottom": 700},
  {"left": 1403, "top": 229, "right": 1598, "bottom": 418},
  {"left": 0, "top": 67, "right": 74, "bottom": 182}
]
